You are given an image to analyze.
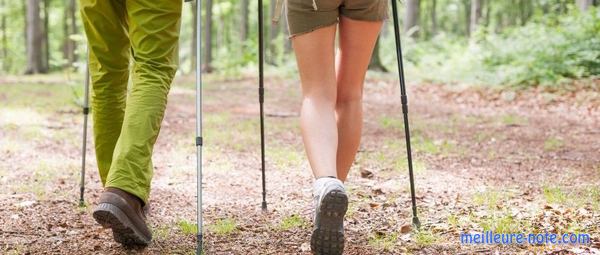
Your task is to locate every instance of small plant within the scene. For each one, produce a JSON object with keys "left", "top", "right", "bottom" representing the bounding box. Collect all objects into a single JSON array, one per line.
[
  {"left": 543, "top": 185, "right": 567, "bottom": 204},
  {"left": 543, "top": 137, "right": 564, "bottom": 151},
  {"left": 414, "top": 229, "right": 438, "bottom": 246},
  {"left": 278, "top": 214, "right": 306, "bottom": 231},
  {"left": 267, "top": 144, "right": 303, "bottom": 169},
  {"left": 589, "top": 186, "right": 600, "bottom": 210},
  {"left": 153, "top": 225, "right": 172, "bottom": 240},
  {"left": 478, "top": 213, "right": 525, "bottom": 233},
  {"left": 473, "top": 189, "right": 501, "bottom": 209},
  {"left": 368, "top": 232, "right": 398, "bottom": 251},
  {"left": 208, "top": 218, "right": 237, "bottom": 236},
  {"left": 176, "top": 219, "right": 198, "bottom": 235},
  {"left": 379, "top": 116, "right": 402, "bottom": 130},
  {"left": 345, "top": 202, "right": 357, "bottom": 218},
  {"left": 447, "top": 214, "right": 459, "bottom": 227},
  {"left": 395, "top": 157, "right": 427, "bottom": 174},
  {"left": 501, "top": 114, "right": 528, "bottom": 126}
]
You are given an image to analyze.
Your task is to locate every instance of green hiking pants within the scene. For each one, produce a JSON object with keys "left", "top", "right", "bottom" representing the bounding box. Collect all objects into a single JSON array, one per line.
[{"left": 80, "top": 0, "right": 182, "bottom": 203}]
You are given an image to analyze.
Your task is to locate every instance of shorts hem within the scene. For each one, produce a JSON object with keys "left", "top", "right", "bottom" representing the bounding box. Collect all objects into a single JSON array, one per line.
[
  {"left": 340, "top": 13, "right": 389, "bottom": 23},
  {"left": 288, "top": 20, "right": 339, "bottom": 39}
]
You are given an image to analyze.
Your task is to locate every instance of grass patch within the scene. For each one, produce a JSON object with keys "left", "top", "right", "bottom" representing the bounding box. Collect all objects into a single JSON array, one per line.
[
  {"left": 379, "top": 116, "right": 403, "bottom": 130},
  {"left": 368, "top": 232, "right": 398, "bottom": 251},
  {"left": 207, "top": 218, "right": 237, "bottom": 236},
  {"left": 457, "top": 114, "right": 487, "bottom": 125},
  {"left": 414, "top": 229, "right": 438, "bottom": 246},
  {"left": 473, "top": 189, "right": 502, "bottom": 209},
  {"left": 542, "top": 185, "right": 567, "bottom": 204},
  {"left": 543, "top": 137, "right": 564, "bottom": 151},
  {"left": 394, "top": 157, "right": 427, "bottom": 174},
  {"left": 383, "top": 136, "right": 459, "bottom": 157},
  {"left": 447, "top": 214, "right": 459, "bottom": 227},
  {"left": 176, "top": 219, "right": 198, "bottom": 235},
  {"left": 267, "top": 144, "right": 303, "bottom": 170},
  {"left": 589, "top": 186, "right": 600, "bottom": 210},
  {"left": 153, "top": 225, "right": 172, "bottom": 240},
  {"left": 501, "top": 114, "right": 528, "bottom": 126},
  {"left": 478, "top": 213, "right": 528, "bottom": 233},
  {"left": 0, "top": 83, "right": 76, "bottom": 111},
  {"left": 277, "top": 214, "right": 307, "bottom": 231},
  {"left": 346, "top": 202, "right": 357, "bottom": 218},
  {"left": 474, "top": 132, "right": 490, "bottom": 143}
]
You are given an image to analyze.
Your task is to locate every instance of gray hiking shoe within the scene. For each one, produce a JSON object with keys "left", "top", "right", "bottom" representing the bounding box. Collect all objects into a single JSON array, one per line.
[{"left": 311, "top": 179, "right": 348, "bottom": 255}]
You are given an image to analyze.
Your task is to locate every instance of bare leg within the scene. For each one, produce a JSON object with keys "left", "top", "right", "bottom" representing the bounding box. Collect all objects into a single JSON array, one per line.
[
  {"left": 335, "top": 17, "right": 383, "bottom": 181},
  {"left": 291, "top": 25, "right": 338, "bottom": 178}
]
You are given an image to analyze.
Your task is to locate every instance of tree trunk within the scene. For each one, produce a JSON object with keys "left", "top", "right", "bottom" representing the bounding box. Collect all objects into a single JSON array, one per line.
[
  {"left": 404, "top": 0, "right": 419, "bottom": 38},
  {"left": 240, "top": 0, "right": 249, "bottom": 42},
  {"left": 190, "top": 1, "right": 197, "bottom": 73},
  {"left": 63, "top": 3, "right": 68, "bottom": 64},
  {"left": 1, "top": 0, "right": 7, "bottom": 70},
  {"left": 25, "top": 0, "right": 45, "bottom": 74},
  {"left": 484, "top": 0, "right": 491, "bottom": 27},
  {"left": 368, "top": 36, "right": 387, "bottom": 72},
  {"left": 469, "top": 0, "right": 482, "bottom": 36},
  {"left": 463, "top": 0, "right": 471, "bottom": 36},
  {"left": 42, "top": 0, "right": 50, "bottom": 72},
  {"left": 268, "top": 0, "right": 280, "bottom": 65},
  {"left": 430, "top": 0, "right": 437, "bottom": 36},
  {"left": 576, "top": 0, "right": 593, "bottom": 11},
  {"left": 283, "top": 3, "right": 292, "bottom": 53},
  {"left": 68, "top": 0, "right": 77, "bottom": 66},
  {"left": 203, "top": 0, "right": 213, "bottom": 73}
]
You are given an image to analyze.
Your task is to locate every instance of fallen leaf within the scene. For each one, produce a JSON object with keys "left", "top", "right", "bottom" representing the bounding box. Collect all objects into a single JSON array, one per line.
[
  {"left": 400, "top": 224, "right": 412, "bottom": 233},
  {"left": 360, "top": 168, "right": 374, "bottom": 179}
]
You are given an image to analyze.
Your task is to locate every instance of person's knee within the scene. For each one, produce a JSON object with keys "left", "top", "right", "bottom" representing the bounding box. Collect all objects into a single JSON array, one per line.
[
  {"left": 302, "top": 84, "right": 336, "bottom": 105},
  {"left": 336, "top": 90, "right": 362, "bottom": 106}
]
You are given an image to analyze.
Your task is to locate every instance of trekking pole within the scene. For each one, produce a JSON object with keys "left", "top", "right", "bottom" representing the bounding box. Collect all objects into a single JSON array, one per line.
[
  {"left": 79, "top": 53, "right": 90, "bottom": 207},
  {"left": 390, "top": 0, "right": 420, "bottom": 229},
  {"left": 194, "top": 0, "right": 204, "bottom": 254},
  {"left": 258, "top": 0, "right": 267, "bottom": 212}
]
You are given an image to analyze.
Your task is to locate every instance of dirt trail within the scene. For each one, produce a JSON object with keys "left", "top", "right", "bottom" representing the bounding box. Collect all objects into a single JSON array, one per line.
[{"left": 0, "top": 76, "right": 598, "bottom": 254}]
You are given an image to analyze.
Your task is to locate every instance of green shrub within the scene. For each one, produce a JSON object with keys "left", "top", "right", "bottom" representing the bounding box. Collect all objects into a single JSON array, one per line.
[{"left": 401, "top": 8, "right": 600, "bottom": 87}]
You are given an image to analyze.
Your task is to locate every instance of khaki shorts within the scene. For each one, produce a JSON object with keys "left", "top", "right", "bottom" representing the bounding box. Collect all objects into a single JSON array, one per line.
[{"left": 286, "top": 0, "right": 388, "bottom": 37}]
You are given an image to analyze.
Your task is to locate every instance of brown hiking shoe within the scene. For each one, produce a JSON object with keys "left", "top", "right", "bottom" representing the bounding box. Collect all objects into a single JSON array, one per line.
[{"left": 93, "top": 187, "right": 152, "bottom": 246}]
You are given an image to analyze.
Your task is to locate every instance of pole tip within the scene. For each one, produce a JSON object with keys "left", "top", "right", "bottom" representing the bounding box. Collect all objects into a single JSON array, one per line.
[
  {"left": 78, "top": 199, "right": 86, "bottom": 208},
  {"left": 412, "top": 216, "right": 421, "bottom": 230},
  {"left": 261, "top": 202, "right": 267, "bottom": 212},
  {"left": 196, "top": 234, "right": 203, "bottom": 255}
]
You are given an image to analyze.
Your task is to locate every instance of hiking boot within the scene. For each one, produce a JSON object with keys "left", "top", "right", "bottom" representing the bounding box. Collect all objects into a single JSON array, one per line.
[
  {"left": 92, "top": 187, "right": 152, "bottom": 246},
  {"left": 311, "top": 178, "right": 348, "bottom": 255}
]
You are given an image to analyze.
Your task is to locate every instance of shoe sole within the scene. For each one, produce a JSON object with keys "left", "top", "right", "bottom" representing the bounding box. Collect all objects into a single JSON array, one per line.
[
  {"left": 311, "top": 189, "right": 348, "bottom": 255},
  {"left": 93, "top": 203, "right": 151, "bottom": 246}
]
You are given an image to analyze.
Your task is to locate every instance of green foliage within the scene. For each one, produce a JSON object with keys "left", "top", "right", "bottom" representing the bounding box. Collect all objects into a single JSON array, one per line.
[
  {"left": 501, "top": 114, "right": 529, "bottom": 126},
  {"left": 277, "top": 214, "right": 306, "bottom": 231},
  {"left": 208, "top": 218, "right": 237, "bottom": 236},
  {"left": 478, "top": 213, "right": 527, "bottom": 233},
  {"left": 414, "top": 229, "right": 438, "bottom": 246},
  {"left": 403, "top": 8, "right": 600, "bottom": 87},
  {"left": 473, "top": 189, "right": 502, "bottom": 209},
  {"left": 176, "top": 219, "right": 198, "bottom": 235},
  {"left": 368, "top": 232, "right": 398, "bottom": 251},
  {"left": 543, "top": 137, "right": 564, "bottom": 151},
  {"left": 542, "top": 185, "right": 568, "bottom": 204}
]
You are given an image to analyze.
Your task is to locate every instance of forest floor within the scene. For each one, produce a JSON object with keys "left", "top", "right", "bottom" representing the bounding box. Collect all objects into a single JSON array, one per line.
[{"left": 0, "top": 74, "right": 599, "bottom": 254}]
